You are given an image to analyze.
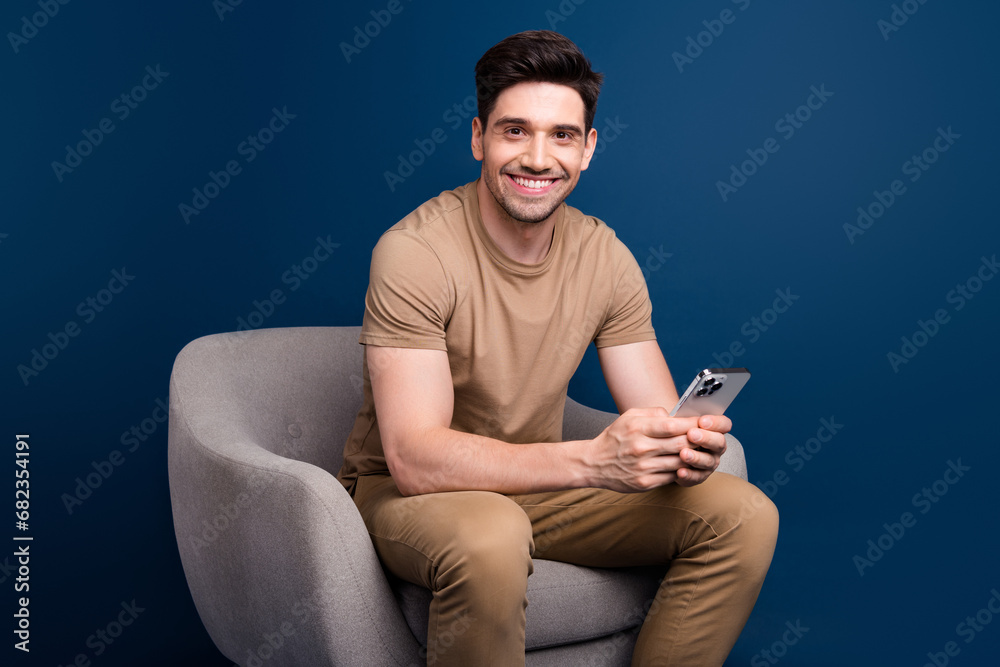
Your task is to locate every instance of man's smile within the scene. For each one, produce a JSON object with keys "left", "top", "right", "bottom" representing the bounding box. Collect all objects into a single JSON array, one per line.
[{"left": 506, "top": 173, "right": 561, "bottom": 195}]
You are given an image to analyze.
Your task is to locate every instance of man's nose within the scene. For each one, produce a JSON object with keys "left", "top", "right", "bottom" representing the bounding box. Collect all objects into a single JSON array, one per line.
[{"left": 521, "top": 135, "right": 552, "bottom": 172}]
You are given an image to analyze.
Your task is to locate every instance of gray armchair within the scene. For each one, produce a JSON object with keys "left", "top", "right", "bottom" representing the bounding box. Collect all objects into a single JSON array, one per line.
[{"left": 168, "top": 326, "right": 748, "bottom": 666}]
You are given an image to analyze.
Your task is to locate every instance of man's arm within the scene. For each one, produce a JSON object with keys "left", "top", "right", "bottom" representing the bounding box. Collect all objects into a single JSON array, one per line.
[
  {"left": 597, "top": 340, "right": 730, "bottom": 486},
  {"left": 370, "top": 343, "right": 719, "bottom": 496},
  {"left": 597, "top": 338, "right": 680, "bottom": 412},
  {"left": 369, "top": 345, "right": 588, "bottom": 495}
]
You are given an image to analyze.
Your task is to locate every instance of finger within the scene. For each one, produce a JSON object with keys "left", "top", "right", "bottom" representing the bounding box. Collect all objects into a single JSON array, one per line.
[
  {"left": 696, "top": 414, "right": 732, "bottom": 434},
  {"left": 634, "top": 434, "right": 694, "bottom": 459},
  {"left": 639, "top": 415, "right": 701, "bottom": 439},
  {"left": 634, "top": 453, "right": 684, "bottom": 474},
  {"left": 678, "top": 446, "right": 719, "bottom": 471},
  {"left": 631, "top": 471, "right": 678, "bottom": 491},
  {"left": 676, "top": 466, "right": 714, "bottom": 487},
  {"left": 686, "top": 428, "right": 728, "bottom": 454}
]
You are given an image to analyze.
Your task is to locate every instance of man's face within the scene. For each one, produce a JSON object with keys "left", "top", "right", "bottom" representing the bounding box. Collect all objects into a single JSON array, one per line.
[{"left": 472, "top": 82, "right": 598, "bottom": 225}]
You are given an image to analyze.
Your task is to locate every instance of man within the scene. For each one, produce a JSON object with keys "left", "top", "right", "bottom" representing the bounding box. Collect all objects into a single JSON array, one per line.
[{"left": 337, "top": 30, "right": 778, "bottom": 666}]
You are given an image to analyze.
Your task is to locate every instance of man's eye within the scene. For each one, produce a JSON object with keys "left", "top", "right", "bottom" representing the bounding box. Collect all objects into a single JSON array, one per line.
[{"left": 506, "top": 127, "right": 523, "bottom": 136}]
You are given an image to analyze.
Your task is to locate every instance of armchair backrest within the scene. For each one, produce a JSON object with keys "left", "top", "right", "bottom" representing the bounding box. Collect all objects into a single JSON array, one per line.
[{"left": 169, "top": 326, "right": 364, "bottom": 477}]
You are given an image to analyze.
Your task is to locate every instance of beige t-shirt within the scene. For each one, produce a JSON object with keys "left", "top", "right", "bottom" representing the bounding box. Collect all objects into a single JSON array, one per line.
[{"left": 337, "top": 180, "right": 656, "bottom": 493}]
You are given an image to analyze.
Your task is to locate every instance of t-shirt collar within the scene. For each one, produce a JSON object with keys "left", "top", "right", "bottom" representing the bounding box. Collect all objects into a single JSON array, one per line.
[{"left": 466, "top": 178, "right": 565, "bottom": 276}]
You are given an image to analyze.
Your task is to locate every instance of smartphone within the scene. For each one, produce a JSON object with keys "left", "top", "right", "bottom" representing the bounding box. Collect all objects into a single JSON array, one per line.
[{"left": 669, "top": 368, "right": 750, "bottom": 418}]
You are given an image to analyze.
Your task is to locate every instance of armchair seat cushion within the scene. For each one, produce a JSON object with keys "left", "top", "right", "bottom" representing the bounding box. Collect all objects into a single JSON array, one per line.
[{"left": 394, "top": 561, "right": 664, "bottom": 649}]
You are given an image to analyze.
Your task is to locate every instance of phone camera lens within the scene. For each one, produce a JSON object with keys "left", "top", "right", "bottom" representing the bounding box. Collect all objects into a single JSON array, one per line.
[{"left": 696, "top": 387, "right": 708, "bottom": 396}]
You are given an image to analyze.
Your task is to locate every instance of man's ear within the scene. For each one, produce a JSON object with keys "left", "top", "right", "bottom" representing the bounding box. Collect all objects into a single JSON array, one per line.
[
  {"left": 471, "top": 116, "right": 484, "bottom": 161},
  {"left": 580, "top": 126, "right": 598, "bottom": 171}
]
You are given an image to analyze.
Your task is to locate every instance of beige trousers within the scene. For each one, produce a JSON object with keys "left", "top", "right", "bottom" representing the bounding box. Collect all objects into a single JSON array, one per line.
[{"left": 353, "top": 471, "right": 778, "bottom": 666}]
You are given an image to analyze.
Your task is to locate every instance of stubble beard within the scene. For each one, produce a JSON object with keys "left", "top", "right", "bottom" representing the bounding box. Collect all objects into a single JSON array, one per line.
[{"left": 482, "top": 166, "right": 571, "bottom": 225}]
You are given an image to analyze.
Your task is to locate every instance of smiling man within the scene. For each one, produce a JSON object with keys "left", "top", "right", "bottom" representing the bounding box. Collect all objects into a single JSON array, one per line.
[{"left": 337, "top": 30, "right": 778, "bottom": 666}]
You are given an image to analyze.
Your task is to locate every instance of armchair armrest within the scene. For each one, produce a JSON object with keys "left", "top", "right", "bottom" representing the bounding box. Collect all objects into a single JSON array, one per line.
[{"left": 168, "top": 330, "right": 422, "bottom": 667}]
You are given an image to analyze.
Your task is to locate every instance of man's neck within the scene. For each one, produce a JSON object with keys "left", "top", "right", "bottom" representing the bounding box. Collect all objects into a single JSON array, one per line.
[{"left": 476, "top": 178, "right": 556, "bottom": 265}]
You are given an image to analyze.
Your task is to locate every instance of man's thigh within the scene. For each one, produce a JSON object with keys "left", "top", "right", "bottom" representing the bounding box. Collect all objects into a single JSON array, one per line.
[
  {"left": 353, "top": 474, "right": 535, "bottom": 588},
  {"left": 507, "top": 471, "right": 771, "bottom": 567}
]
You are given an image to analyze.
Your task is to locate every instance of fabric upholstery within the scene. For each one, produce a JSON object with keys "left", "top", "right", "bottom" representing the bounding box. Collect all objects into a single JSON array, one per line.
[{"left": 168, "top": 326, "right": 749, "bottom": 665}]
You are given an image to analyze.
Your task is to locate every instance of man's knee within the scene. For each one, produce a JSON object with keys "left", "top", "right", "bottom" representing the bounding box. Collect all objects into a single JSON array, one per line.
[
  {"left": 428, "top": 493, "right": 534, "bottom": 622},
  {"left": 665, "top": 473, "right": 778, "bottom": 544},
  {"left": 713, "top": 474, "right": 779, "bottom": 551},
  {"left": 445, "top": 492, "right": 534, "bottom": 572}
]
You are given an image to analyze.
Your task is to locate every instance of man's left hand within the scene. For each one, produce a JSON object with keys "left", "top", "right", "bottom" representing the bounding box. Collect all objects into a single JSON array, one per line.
[{"left": 675, "top": 414, "right": 731, "bottom": 487}]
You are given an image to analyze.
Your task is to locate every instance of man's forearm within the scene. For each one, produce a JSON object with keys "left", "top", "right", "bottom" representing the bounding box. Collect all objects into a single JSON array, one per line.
[{"left": 385, "top": 426, "right": 593, "bottom": 496}]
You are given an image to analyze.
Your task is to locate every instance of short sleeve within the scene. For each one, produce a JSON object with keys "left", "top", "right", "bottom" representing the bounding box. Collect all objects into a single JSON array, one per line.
[
  {"left": 593, "top": 241, "right": 656, "bottom": 348},
  {"left": 360, "top": 229, "right": 453, "bottom": 350}
]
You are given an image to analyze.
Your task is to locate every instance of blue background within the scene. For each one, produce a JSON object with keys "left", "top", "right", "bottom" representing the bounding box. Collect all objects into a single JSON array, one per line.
[{"left": 3, "top": 0, "right": 999, "bottom": 665}]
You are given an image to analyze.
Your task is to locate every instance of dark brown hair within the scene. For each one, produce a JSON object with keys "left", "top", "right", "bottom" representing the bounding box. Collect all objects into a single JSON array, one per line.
[{"left": 475, "top": 30, "right": 604, "bottom": 133}]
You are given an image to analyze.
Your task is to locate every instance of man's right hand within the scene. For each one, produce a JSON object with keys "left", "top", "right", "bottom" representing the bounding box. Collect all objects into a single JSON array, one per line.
[{"left": 584, "top": 407, "right": 730, "bottom": 492}]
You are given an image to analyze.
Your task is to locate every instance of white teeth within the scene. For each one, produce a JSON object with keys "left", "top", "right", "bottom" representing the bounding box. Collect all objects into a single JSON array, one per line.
[{"left": 512, "top": 175, "right": 553, "bottom": 190}]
